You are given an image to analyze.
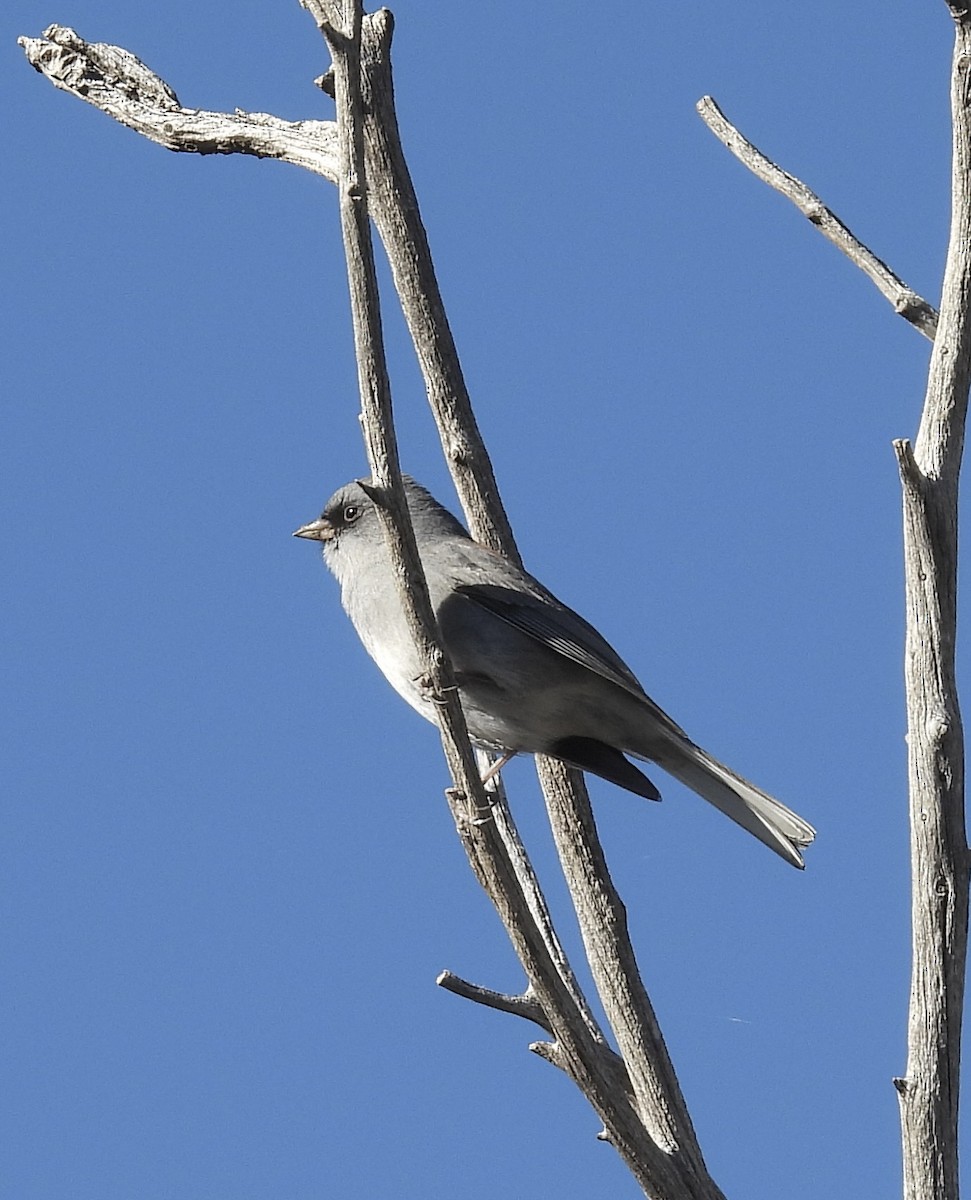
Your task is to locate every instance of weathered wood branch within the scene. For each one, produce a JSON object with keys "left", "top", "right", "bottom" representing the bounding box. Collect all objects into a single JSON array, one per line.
[
  {"left": 298, "top": 7, "right": 715, "bottom": 1190},
  {"left": 697, "top": 95, "right": 939, "bottom": 341},
  {"left": 355, "top": 12, "right": 519, "bottom": 558},
  {"left": 537, "top": 759, "right": 707, "bottom": 1164},
  {"left": 353, "top": 20, "right": 720, "bottom": 1189},
  {"left": 474, "top": 764, "right": 610, "bottom": 1044},
  {"left": 698, "top": 16, "right": 970, "bottom": 1200},
  {"left": 19, "top": 25, "right": 339, "bottom": 180},
  {"left": 891, "top": 11, "right": 971, "bottom": 1200},
  {"left": 436, "top": 972, "right": 552, "bottom": 1031}
]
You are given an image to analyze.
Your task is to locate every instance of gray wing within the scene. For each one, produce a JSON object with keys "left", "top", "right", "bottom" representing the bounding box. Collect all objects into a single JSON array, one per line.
[
  {"left": 453, "top": 583, "right": 644, "bottom": 695},
  {"left": 435, "top": 539, "right": 690, "bottom": 741}
]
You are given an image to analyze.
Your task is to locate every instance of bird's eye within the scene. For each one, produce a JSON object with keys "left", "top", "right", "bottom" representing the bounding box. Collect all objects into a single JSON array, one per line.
[{"left": 343, "top": 504, "right": 361, "bottom": 524}]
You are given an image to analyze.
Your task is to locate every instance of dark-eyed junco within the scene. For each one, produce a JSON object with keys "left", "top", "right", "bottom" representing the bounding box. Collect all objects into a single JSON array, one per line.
[{"left": 295, "top": 477, "right": 814, "bottom": 868}]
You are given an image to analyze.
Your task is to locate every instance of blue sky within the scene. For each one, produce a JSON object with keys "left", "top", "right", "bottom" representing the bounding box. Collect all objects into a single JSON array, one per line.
[{"left": 4, "top": 3, "right": 964, "bottom": 1197}]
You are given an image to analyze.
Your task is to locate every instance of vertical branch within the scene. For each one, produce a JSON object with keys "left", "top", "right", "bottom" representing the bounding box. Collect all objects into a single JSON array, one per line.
[
  {"left": 355, "top": 14, "right": 723, "bottom": 1192},
  {"left": 356, "top": 10, "right": 519, "bottom": 559},
  {"left": 303, "top": 0, "right": 484, "bottom": 807},
  {"left": 536, "top": 761, "right": 707, "bottom": 1167},
  {"left": 305, "top": 7, "right": 722, "bottom": 1194},
  {"left": 893, "top": 11, "right": 971, "bottom": 1200}
]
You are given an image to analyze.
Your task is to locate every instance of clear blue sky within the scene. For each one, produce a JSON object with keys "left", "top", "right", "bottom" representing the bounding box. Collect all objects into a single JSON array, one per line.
[{"left": 4, "top": 3, "right": 964, "bottom": 1197}]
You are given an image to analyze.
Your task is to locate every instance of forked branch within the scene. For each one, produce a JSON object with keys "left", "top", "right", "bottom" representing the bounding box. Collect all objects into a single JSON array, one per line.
[
  {"left": 699, "top": 12, "right": 971, "bottom": 1200},
  {"left": 891, "top": 12, "right": 971, "bottom": 1200}
]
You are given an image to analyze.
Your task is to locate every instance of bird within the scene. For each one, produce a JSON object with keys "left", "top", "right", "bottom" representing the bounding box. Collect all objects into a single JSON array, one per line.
[{"left": 294, "top": 477, "right": 815, "bottom": 868}]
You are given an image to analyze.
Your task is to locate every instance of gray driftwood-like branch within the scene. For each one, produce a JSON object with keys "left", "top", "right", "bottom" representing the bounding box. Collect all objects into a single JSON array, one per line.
[
  {"left": 696, "top": 95, "right": 939, "bottom": 342},
  {"left": 351, "top": 12, "right": 713, "bottom": 1180},
  {"left": 891, "top": 12, "right": 971, "bottom": 1200},
  {"left": 699, "top": 11, "right": 970, "bottom": 1200},
  {"left": 296, "top": 6, "right": 722, "bottom": 1195},
  {"left": 19, "top": 25, "right": 340, "bottom": 180}
]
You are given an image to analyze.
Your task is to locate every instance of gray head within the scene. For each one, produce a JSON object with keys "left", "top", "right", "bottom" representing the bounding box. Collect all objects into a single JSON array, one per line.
[{"left": 293, "top": 477, "right": 469, "bottom": 577}]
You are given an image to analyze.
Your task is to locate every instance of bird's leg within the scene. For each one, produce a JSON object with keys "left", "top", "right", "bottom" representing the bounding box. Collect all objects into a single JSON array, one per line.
[{"left": 480, "top": 751, "right": 514, "bottom": 787}]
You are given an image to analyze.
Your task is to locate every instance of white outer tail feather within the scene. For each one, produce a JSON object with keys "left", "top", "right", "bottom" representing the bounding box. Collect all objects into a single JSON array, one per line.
[{"left": 660, "top": 743, "right": 815, "bottom": 869}]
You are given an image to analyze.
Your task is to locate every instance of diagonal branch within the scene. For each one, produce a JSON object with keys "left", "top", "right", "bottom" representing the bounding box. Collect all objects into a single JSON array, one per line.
[
  {"left": 536, "top": 759, "right": 707, "bottom": 1165},
  {"left": 356, "top": 12, "right": 519, "bottom": 558},
  {"left": 302, "top": 7, "right": 695, "bottom": 1195},
  {"left": 355, "top": 19, "right": 719, "bottom": 1187},
  {"left": 697, "top": 95, "right": 939, "bottom": 341},
  {"left": 482, "top": 764, "right": 610, "bottom": 1044},
  {"left": 19, "top": 26, "right": 340, "bottom": 181},
  {"left": 436, "top": 973, "right": 552, "bottom": 1032}
]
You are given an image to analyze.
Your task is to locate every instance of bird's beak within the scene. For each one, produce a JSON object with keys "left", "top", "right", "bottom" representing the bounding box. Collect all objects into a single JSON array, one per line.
[{"left": 293, "top": 517, "right": 335, "bottom": 542}]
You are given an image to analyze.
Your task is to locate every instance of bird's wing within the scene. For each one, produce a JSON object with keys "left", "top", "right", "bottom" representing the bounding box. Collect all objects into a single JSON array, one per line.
[{"left": 453, "top": 582, "right": 679, "bottom": 727}]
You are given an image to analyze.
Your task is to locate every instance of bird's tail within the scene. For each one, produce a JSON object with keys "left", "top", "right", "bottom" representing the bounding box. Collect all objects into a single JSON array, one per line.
[{"left": 656, "top": 739, "right": 815, "bottom": 868}]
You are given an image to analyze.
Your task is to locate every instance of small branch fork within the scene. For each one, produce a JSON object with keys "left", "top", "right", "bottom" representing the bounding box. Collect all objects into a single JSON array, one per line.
[{"left": 696, "top": 14, "right": 970, "bottom": 1200}]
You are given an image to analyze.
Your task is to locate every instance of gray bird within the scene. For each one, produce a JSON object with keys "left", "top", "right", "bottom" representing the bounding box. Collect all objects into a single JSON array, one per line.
[{"left": 294, "top": 477, "right": 815, "bottom": 868}]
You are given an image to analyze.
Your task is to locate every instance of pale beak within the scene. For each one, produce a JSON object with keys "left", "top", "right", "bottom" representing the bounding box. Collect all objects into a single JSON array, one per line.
[{"left": 292, "top": 518, "right": 334, "bottom": 541}]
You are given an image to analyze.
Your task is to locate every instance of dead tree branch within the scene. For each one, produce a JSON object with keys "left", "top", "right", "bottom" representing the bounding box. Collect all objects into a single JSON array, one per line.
[
  {"left": 699, "top": 11, "right": 970, "bottom": 1200},
  {"left": 19, "top": 25, "right": 340, "bottom": 180},
  {"left": 891, "top": 12, "right": 971, "bottom": 1200},
  {"left": 697, "top": 95, "right": 939, "bottom": 342},
  {"left": 299, "top": 6, "right": 723, "bottom": 1194},
  {"left": 352, "top": 18, "right": 715, "bottom": 1178}
]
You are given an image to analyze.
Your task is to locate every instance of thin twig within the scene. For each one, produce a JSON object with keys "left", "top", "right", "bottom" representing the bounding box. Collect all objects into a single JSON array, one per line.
[
  {"left": 436, "top": 973, "right": 552, "bottom": 1031},
  {"left": 357, "top": 12, "right": 520, "bottom": 559},
  {"left": 697, "top": 95, "right": 939, "bottom": 341}
]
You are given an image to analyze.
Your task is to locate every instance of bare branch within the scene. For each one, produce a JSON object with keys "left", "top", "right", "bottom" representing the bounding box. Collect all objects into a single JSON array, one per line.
[
  {"left": 696, "top": 95, "right": 939, "bottom": 341},
  {"left": 524, "top": 1037, "right": 640, "bottom": 1133},
  {"left": 356, "top": 11, "right": 520, "bottom": 559},
  {"left": 434, "top": 971, "right": 641, "bottom": 1110},
  {"left": 19, "top": 26, "right": 339, "bottom": 180},
  {"left": 318, "top": 0, "right": 478, "bottom": 806},
  {"left": 320, "top": 19, "right": 634, "bottom": 1150},
  {"left": 537, "top": 760, "right": 708, "bottom": 1169},
  {"left": 316, "top": 15, "right": 709, "bottom": 1196},
  {"left": 893, "top": 13, "right": 971, "bottom": 1200},
  {"left": 299, "top": 0, "right": 344, "bottom": 43},
  {"left": 529, "top": 1039, "right": 566, "bottom": 1069},
  {"left": 353, "top": 21, "right": 727, "bottom": 1197},
  {"left": 436, "top": 972, "right": 552, "bottom": 1032},
  {"left": 483, "top": 768, "right": 610, "bottom": 1045}
]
